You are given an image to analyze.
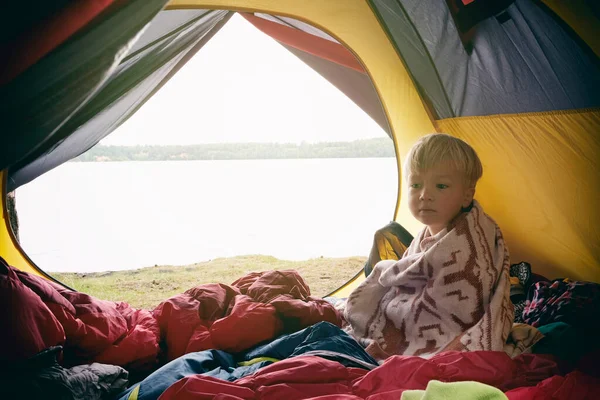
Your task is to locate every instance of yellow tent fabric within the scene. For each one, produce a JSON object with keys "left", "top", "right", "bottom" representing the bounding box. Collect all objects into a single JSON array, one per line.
[
  {"left": 542, "top": 0, "right": 600, "bottom": 58},
  {"left": 438, "top": 109, "right": 600, "bottom": 282},
  {"left": 1, "top": 0, "right": 599, "bottom": 286},
  {"left": 1, "top": 171, "right": 41, "bottom": 276}
]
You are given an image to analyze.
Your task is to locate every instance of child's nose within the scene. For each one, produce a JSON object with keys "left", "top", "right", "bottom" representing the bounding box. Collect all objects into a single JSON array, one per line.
[{"left": 419, "top": 187, "right": 433, "bottom": 201}]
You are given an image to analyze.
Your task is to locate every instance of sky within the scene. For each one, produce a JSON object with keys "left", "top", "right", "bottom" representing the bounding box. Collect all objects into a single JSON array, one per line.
[{"left": 101, "top": 13, "right": 387, "bottom": 146}]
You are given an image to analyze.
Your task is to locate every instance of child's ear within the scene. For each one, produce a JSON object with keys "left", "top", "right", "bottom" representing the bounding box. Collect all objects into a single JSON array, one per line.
[{"left": 462, "top": 187, "right": 475, "bottom": 207}]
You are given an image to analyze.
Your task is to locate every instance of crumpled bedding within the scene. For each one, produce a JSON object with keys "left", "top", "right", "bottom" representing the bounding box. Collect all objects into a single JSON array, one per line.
[
  {"left": 0, "top": 257, "right": 160, "bottom": 371},
  {"left": 523, "top": 279, "right": 600, "bottom": 328},
  {"left": 8, "top": 254, "right": 599, "bottom": 400},
  {"left": 153, "top": 270, "right": 342, "bottom": 361},
  {"left": 157, "top": 351, "right": 600, "bottom": 400},
  {"left": 0, "top": 346, "right": 129, "bottom": 400},
  {"left": 117, "top": 321, "right": 376, "bottom": 400},
  {"left": 2, "top": 256, "right": 342, "bottom": 377}
]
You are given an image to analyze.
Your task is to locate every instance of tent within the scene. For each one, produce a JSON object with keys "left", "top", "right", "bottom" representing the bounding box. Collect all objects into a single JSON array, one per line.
[{"left": 1, "top": 0, "right": 599, "bottom": 295}]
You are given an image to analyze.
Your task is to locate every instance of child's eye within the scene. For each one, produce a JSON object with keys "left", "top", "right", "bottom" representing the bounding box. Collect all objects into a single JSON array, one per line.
[
  {"left": 410, "top": 183, "right": 421, "bottom": 189},
  {"left": 436, "top": 184, "right": 448, "bottom": 189}
]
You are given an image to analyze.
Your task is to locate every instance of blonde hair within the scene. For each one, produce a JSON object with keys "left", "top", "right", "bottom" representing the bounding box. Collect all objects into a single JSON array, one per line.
[{"left": 404, "top": 133, "right": 483, "bottom": 188}]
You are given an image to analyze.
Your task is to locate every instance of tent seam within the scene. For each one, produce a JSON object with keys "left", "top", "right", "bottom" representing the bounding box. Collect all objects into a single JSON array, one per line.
[{"left": 438, "top": 107, "right": 600, "bottom": 122}]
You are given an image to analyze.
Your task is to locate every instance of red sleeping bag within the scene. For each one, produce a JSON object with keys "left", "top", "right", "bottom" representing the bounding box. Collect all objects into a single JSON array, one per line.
[
  {"left": 0, "top": 257, "right": 160, "bottom": 370},
  {"left": 153, "top": 270, "right": 342, "bottom": 361},
  {"left": 159, "top": 351, "right": 600, "bottom": 400}
]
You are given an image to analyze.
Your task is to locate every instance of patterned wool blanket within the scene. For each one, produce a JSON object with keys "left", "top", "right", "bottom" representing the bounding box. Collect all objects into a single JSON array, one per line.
[{"left": 344, "top": 201, "right": 513, "bottom": 360}]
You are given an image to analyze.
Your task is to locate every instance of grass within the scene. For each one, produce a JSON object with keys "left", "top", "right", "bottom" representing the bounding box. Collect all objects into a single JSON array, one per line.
[{"left": 51, "top": 255, "right": 366, "bottom": 309}]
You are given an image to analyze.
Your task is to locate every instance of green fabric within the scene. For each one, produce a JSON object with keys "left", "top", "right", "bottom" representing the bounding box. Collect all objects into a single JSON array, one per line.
[
  {"left": 237, "top": 357, "right": 280, "bottom": 367},
  {"left": 401, "top": 380, "right": 507, "bottom": 400},
  {"left": 533, "top": 322, "right": 595, "bottom": 363}
]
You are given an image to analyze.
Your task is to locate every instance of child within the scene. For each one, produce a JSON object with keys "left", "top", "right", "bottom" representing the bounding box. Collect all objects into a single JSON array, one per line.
[{"left": 344, "top": 133, "right": 513, "bottom": 360}]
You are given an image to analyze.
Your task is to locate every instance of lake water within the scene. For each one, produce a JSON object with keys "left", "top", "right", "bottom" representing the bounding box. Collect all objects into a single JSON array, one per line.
[{"left": 15, "top": 158, "right": 398, "bottom": 273}]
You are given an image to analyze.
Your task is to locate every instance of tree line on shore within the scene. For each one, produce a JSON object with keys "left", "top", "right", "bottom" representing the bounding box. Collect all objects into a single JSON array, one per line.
[{"left": 74, "top": 137, "right": 395, "bottom": 162}]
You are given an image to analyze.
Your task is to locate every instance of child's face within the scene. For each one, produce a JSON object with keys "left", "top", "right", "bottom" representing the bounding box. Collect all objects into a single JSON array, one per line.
[{"left": 407, "top": 162, "right": 475, "bottom": 236}]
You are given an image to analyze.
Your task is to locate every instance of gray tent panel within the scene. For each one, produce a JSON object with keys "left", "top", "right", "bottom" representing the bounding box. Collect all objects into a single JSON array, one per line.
[
  {"left": 128, "top": 9, "right": 215, "bottom": 54},
  {"left": 246, "top": 13, "right": 392, "bottom": 135},
  {"left": 368, "top": 0, "right": 454, "bottom": 119},
  {"left": 7, "top": 10, "right": 232, "bottom": 191},
  {"left": 371, "top": 0, "right": 600, "bottom": 117},
  {"left": 283, "top": 45, "right": 391, "bottom": 135},
  {"left": 0, "top": 0, "right": 169, "bottom": 175}
]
